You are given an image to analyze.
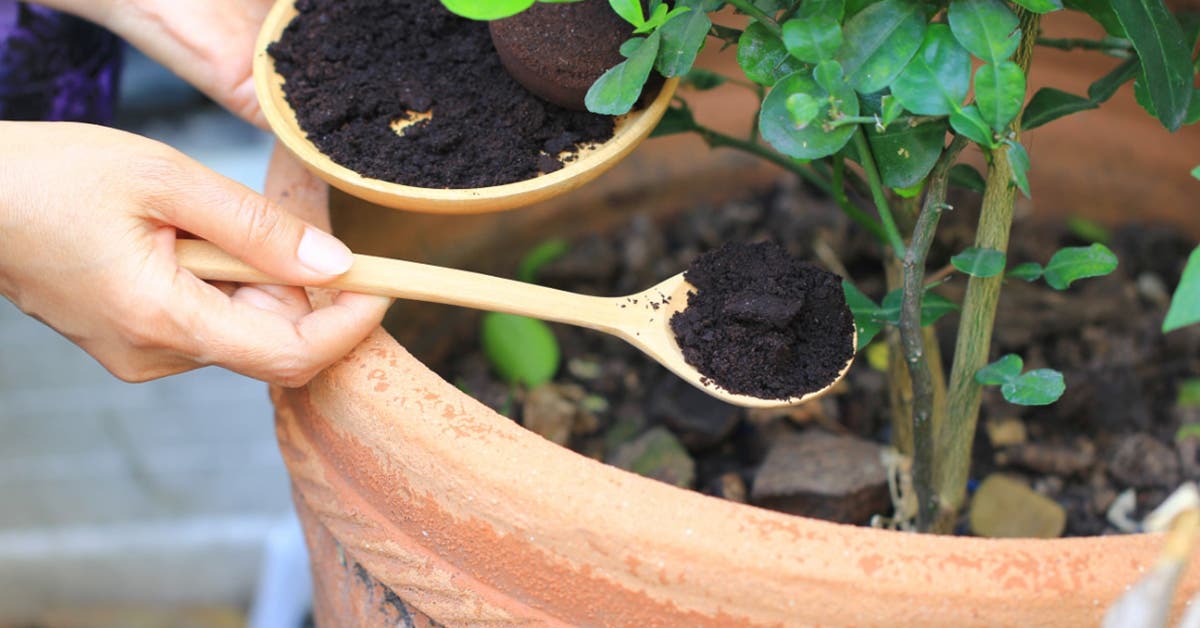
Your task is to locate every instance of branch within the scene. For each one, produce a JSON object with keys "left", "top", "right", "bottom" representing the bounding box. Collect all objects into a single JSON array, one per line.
[{"left": 852, "top": 130, "right": 906, "bottom": 258}]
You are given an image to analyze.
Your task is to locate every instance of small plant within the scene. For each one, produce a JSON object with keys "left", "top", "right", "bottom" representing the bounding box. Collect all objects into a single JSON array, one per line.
[{"left": 445, "top": 0, "right": 1200, "bottom": 532}]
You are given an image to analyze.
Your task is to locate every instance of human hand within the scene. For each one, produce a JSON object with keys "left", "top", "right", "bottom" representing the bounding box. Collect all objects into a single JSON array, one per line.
[
  {"left": 34, "top": 0, "right": 273, "bottom": 127},
  {"left": 0, "top": 121, "right": 391, "bottom": 386}
]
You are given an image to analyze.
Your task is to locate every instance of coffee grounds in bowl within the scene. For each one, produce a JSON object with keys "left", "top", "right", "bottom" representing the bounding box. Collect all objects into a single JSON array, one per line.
[
  {"left": 267, "top": 0, "right": 615, "bottom": 189},
  {"left": 669, "top": 241, "right": 856, "bottom": 400}
]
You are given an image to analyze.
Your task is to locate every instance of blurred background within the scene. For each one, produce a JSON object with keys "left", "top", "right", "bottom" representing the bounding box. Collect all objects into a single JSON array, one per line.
[{"left": 0, "top": 42, "right": 312, "bottom": 627}]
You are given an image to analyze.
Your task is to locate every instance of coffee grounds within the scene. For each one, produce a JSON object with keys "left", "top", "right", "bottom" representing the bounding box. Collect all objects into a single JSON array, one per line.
[
  {"left": 268, "top": 0, "right": 615, "bottom": 189},
  {"left": 669, "top": 241, "right": 856, "bottom": 400}
]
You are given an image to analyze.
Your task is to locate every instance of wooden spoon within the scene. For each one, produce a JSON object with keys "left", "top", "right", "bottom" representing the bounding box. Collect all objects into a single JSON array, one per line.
[{"left": 176, "top": 240, "right": 853, "bottom": 409}]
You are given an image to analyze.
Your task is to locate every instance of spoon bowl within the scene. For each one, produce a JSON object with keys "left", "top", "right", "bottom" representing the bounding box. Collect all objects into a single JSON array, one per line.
[
  {"left": 254, "top": 0, "right": 679, "bottom": 214},
  {"left": 177, "top": 241, "right": 853, "bottom": 408}
]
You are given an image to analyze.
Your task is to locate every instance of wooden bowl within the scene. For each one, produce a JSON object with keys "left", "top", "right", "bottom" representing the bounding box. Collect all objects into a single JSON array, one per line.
[{"left": 253, "top": 0, "right": 679, "bottom": 214}]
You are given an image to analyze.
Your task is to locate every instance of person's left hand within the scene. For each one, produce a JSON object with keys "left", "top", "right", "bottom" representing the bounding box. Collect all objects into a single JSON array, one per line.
[{"left": 38, "top": 0, "right": 273, "bottom": 127}]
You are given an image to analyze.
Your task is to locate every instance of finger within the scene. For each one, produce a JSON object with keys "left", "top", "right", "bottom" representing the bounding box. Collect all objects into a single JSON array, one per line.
[
  {"left": 229, "top": 284, "right": 312, "bottom": 323},
  {"left": 147, "top": 155, "right": 353, "bottom": 286}
]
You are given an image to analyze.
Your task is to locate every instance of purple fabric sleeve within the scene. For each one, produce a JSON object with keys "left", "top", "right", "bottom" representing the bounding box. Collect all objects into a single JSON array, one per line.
[{"left": 0, "top": 0, "right": 122, "bottom": 123}]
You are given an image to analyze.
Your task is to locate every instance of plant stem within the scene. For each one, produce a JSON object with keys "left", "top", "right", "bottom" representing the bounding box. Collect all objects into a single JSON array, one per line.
[
  {"left": 933, "top": 9, "right": 1042, "bottom": 533},
  {"left": 852, "top": 130, "right": 905, "bottom": 258},
  {"left": 899, "top": 136, "right": 968, "bottom": 531},
  {"left": 832, "top": 158, "right": 889, "bottom": 243},
  {"left": 1037, "top": 36, "right": 1132, "bottom": 54},
  {"left": 725, "top": 0, "right": 782, "bottom": 36}
]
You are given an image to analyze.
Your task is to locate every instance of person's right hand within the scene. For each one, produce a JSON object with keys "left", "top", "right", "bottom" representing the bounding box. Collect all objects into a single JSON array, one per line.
[{"left": 0, "top": 121, "right": 392, "bottom": 386}]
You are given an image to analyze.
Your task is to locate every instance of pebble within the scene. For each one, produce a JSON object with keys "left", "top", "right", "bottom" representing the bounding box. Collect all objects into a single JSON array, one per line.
[
  {"left": 968, "top": 474, "right": 1066, "bottom": 538},
  {"left": 1109, "top": 433, "right": 1181, "bottom": 489},
  {"left": 994, "top": 438, "right": 1095, "bottom": 477},
  {"left": 607, "top": 427, "right": 696, "bottom": 489},
  {"left": 522, "top": 384, "right": 579, "bottom": 446},
  {"left": 985, "top": 417, "right": 1028, "bottom": 448},
  {"left": 650, "top": 377, "right": 741, "bottom": 451},
  {"left": 710, "top": 471, "right": 748, "bottom": 503},
  {"left": 750, "top": 430, "right": 889, "bottom": 524}
]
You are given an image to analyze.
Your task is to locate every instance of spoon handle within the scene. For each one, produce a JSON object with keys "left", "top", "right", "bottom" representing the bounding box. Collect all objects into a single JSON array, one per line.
[{"left": 175, "top": 239, "right": 629, "bottom": 332}]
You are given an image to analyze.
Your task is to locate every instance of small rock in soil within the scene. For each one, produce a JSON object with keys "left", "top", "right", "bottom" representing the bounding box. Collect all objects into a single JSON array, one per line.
[
  {"left": 750, "top": 430, "right": 889, "bottom": 524},
  {"left": 522, "top": 383, "right": 581, "bottom": 445},
  {"left": 650, "top": 376, "right": 741, "bottom": 451},
  {"left": 707, "top": 471, "right": 748, "bottom": 503},
  {"left": 985, "top": 417, "right": 1028, "bottom": 448},
  {"left": 1109, "top": 433, "right": 1181, "bottom": 489},
  {"left": 607, "top": 427, "right": 695, "bottom": 489},
  {"left": 994, "top": 438, "right": 1095, "bottom": 477},
  {"left": 968, "top": 474, "right": 1066, "bottom": 539}
]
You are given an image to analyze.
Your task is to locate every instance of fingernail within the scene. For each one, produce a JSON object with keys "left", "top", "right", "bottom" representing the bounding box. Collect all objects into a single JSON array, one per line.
[{"left": 297, "top": 227, "right": 354, "bottom": 276}]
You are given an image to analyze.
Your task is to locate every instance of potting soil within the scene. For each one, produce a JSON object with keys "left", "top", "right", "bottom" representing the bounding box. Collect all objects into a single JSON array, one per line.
[{"left": 268, "top": 0, "right": 615, "bottom": 188}]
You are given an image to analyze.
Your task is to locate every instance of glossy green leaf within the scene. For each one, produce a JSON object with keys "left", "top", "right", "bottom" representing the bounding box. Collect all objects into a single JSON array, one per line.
[
  {"left": 1043, "top": 243, "right": 1119, "bottom": 290},
  {"left": 948, "top": 0, "right": 1021, "bottom": 64},
  {"left": 949, "top": 104, "right": 995, "bottom": 146},
  {"left": 517, "top": 239, "right": 569, "bottom": 283},
  {"left": 638, "top": 4, "right": 691, "bottom": 33},
  {"left": 1087, "top": 57, "right": 1139, "bottom": 103},
  {"left": 1012, "top": 0, "right": 1063, "bottom": 13},
  {"left": 441, "top": 0, "right": 534, "bottom": 20},
  {"left": 1110, "top": 0, "right": 1194, "bottom": 130},
  {"left": 1007, "top": 262, "right": 1044, "bottom": 281},
  {"left": 1064, "top": 0, "right": 1127, "bottom": 38},
  {"left": 609, "top": 0, "right": 646, "bottom": 26},
  {"left": 1022, "top": 87, "right": 1099, "bottom": 130},
  {"left": 760, "top": 70, "right": 859, "bottom": 159},
  {"left": 867, "top": 118, "right": 950, "bottom": 188},
  {"left": 738, "top": 22, "right": 806, "bottom": 86},
  {"left": 976, "top": 353, "right": 1023, "bottom": 385},
  {"left": 787, "top": 93, "right": 822, "bottom": 126},
  {"left": 481, "top": 313, "right": 561, "bottom": 387},
  {"left": 836, "top": 0, "right": 927, "bottom": 94},
  {"left": 783, "top": 15, "right": 843, "bottom": 63},
  {"left": 1006, "top": 139, "right": 1031, "bottom": 197},
  {"left": 814, "top": 59, "right": 846, "bottom": 92},
  {"left": 974, "top": 61, "right": 1026, "bottom": 132},
  {"left": 657, "top": 2, "right": 711, "bottom": 76},
  {"left": 843, "top": 280, "right": 883, "bottom": 349},
  {"left": 880, "top": 94, "right": 905, "bottom": 127},
  {"left": 798, "top": 0, "right": 846, "bottom": 20},
  {"left": 950, "top": 163, "right": 987, "bottom": 192},
  {"left": 586, "top": 32, "right": 661, "bottom": 115},
  {"left": 878, "top": 289, "right": 960, "bottom": 326},
  {"left": 952, "top": 246, "right": 1007, "bottom": 277},
  {"left": 651, "top": 104, "right": 697, "bottom": 137},
  {"left": 1163, "top": 245, "right": 1200, "bottom": 332},
  {"left": 1003, "top": 369, "right": 1066, "bottom": 405},
  {"left": 891, "top": 25, "right": 972, "bottom": 115}
]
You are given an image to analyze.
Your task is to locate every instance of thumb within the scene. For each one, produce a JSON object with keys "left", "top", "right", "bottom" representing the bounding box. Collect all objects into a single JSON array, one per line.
[{"left": 150, "top": 157, "right": 353, "bottom": 284}]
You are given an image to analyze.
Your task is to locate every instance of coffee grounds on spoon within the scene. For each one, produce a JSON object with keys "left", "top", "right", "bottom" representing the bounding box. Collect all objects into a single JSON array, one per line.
[
  {"left": 669, "top": 241, "right": 856, "bottom": 400},
  {"left": 268, "top": 0, "right": 615, "bottom": 189}
]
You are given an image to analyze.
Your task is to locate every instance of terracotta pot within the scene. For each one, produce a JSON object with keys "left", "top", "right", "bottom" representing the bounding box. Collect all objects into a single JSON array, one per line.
[{"left": 266, "top": 10, "right": 1200, "bottom": 626}]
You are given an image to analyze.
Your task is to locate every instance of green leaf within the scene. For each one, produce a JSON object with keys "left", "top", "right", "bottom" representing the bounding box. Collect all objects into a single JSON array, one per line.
[
  {"left": 1022, "top": 87, "right": 1099, "bottom": 131},
  {"left": 1002, "top": 369, "right": 1066, "bottom": 405},
  {"left": 1193, "top": 165, "right": 1200, "bottom": 180},
  {"left": 787, "top": 92, "right": 822, "bottom": 126},
  {"left": 1007, "top": 262, "right": 1045, "bottom": 281},
  {"left": 738, "top": 21, "right": 807, "bottom": 86},
  {"left": 651, "top": 104, "right": 698, "bottom": 137},
  {"left": 609, "top": 0, "right": 647, "bottom": 27},
  {"left": 949, "top": 104, "right": 996, "bottom": 146},
  {"left": 867, "top": 118, "right": 950, "bottom": 188},
  {"left": 657, "top": 2, "right": 712, "bottom": 76},
  {"left": 952, "top": 246, "right": 1007, "bottom": 277},
  {"left": 976, "top": 353, "right": 1024, "bottom": 385},
  {"left": 441, "top": 0, "right": 534, "bottom": 20},
  {"left": 842, "top": 280, "right": 883, "bottom": 349},
  {"left": 1178, "top": 378, "right": 1200, "bottom": 407},
  {"left": 1186, "top": 87, "right": 1200, "bottom": 125},
  {"left": 481, "top": 313, "right": 561, "bottom": 387},
  {"left": 798, "top": 0, "right": 846, "bottom": 20},
  {"left": 880, "top": 94, "right": 905, "bottom": 127},
  {"left": 1006, "top": 139, "right": 1031, "bottom": 197},
  {"left": 1163, "top": 245, "right": 1200, "bottom": 332},
  {"left": 948, "top": 0, "right": 1021, "bottom": 64},
  {"left": 783, "top": 15, "right": 843, "bottom": 63},
  {"left": 813, "top": 59, "right": 846, "bottom": 92},
  {"left": 517, "top": 239, "right": 569, "bottom": 282},
  {"left": 682, "top": 68, "right": 727, "bottom": 90},
  {"left": 891, "top": 24, "right": 972, "bottom": 115},
  {"left": 639, "top": 4, "right": 691, "bottom": 33},
  {"left": 1011, "top": 0, "right": 1063, "bottom": 13},
  {"left": 1087, "top": 57, "right": 1139, "bottom": 103},
  {"left": 760, "top": 70, "right": 860, "bottom": 159},
  {"left": 836, "top": 0, "right": 927, "bottom": 94},
  {"left": 974, "top": 61, "right": 1027, "bottom": 132},
  {"left": 1043, "top": 243, "right": 1119, "bottom": 290},
  {"left": 950, "top": 163, "right": 987, "bottom": 192},
  {"left": 1064, "top": 0, "right": 1127, "bottom": 38},
  {"left": 1066, "top": 216, "right": 1112, "bottom": 243},
  {"left": 878, "top": 289, "right": 959, "bottom": 326},
  {"left": 1110, "top": 0, "right": 1194, "bottom": 130},
  {"left": 586, "top": 32, "right": 662, "bottom": 115}
]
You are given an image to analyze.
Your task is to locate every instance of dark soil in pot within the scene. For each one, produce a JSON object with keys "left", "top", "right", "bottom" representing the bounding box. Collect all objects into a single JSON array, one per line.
[
  {"left": 414, "top": 175, "right": 1200, "bottom": 537},
  {"left": 268, "top": 0, "right": 617, "bottom": 188}
]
